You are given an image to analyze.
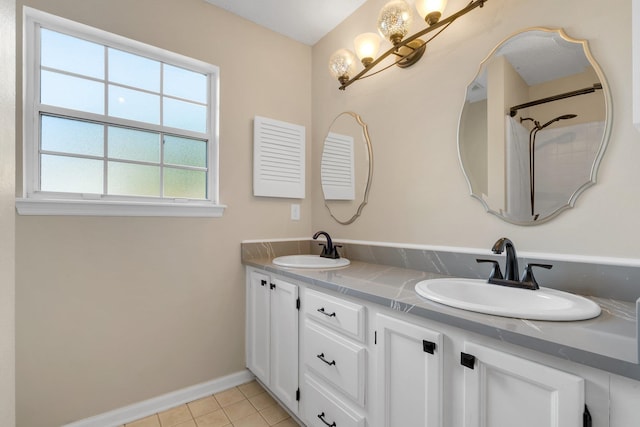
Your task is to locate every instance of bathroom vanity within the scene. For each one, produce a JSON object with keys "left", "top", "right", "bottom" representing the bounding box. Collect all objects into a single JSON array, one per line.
[{"left": 242, "top": 240, "right": 640, "bottom": 427}]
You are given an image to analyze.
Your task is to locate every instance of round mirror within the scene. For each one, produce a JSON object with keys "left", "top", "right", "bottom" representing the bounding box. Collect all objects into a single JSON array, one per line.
[
  {"left": 458, "top": 28, "right": 611, "bottom": 225},
  {"left": 321, "top": 112, "right": 373, "bottom": 225}
]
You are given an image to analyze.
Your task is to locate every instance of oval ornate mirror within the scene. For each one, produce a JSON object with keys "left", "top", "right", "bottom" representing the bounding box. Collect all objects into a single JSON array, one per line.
[
  {"left": 321, "top": 111, "right": 373, "bottom": 225},
  {"left": 458, "top": 28, "right": 611, "bottom": 225}
]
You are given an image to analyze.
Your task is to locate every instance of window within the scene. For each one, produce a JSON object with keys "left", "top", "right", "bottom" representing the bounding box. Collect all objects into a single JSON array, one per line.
[{"left": 18, "top": 8, "right": 224, "bottom": 217}]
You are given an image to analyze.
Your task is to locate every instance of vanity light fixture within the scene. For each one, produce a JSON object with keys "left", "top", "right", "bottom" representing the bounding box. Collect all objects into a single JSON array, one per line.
[
  {"left": 328, "top": 0, "right": 488, "bottom": 90},
  {"left": 354, "top": 32, "right": 382, "bottom": 66}
]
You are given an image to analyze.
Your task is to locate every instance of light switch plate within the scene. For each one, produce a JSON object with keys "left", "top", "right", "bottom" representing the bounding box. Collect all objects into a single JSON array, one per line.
[{"left": 291, "top": 204, "right": 300, "bottom": 220}]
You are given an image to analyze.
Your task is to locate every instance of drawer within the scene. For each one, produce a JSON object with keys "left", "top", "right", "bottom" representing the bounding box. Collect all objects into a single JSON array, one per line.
[
  {"left": 303, "top": 373, "right": 366, "bottom": 427},
  {"left": 304, "top": 288, "right": 365, "bottom": 341},
  {"left": 304, "top": 320, "right": 366, "bottom": 405}
]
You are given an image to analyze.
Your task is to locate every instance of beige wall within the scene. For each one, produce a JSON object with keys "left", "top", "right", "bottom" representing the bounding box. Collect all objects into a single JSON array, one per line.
[
  {"left": 312, "top": 0, "right": 638, "bottom": 258},
  {"left": 15, "top": 1, "right": 311, "bottom": 426},
  {"left": 1, "top": 0, "right": 16, "bottom": 425}
]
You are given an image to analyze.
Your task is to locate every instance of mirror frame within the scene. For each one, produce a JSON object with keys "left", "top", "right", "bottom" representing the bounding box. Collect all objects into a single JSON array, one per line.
[
  {"left": 457, "top": 27, "right": 613, "bottom": 225},
  {"left": 322, "top": 111, "right": 374, "bottom": 225}
]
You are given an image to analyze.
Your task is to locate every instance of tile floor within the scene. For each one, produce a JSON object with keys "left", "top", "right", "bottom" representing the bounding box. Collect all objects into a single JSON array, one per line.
[{"left": 122, "top": 380, "right": 300, "bottom": 427}]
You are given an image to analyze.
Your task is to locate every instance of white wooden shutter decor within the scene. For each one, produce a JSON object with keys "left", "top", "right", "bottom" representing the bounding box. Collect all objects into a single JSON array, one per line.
[
  {"left": 321, "top": 132, "right": 355, "bottom": 200},
  {"left": 253, "top": 116, "right": 305, "bottom": 198}
]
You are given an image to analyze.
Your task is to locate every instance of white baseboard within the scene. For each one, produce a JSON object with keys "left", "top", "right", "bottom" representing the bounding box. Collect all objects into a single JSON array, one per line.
[{"left": 63, "top": 370, "right": 254, "bottom": 427}]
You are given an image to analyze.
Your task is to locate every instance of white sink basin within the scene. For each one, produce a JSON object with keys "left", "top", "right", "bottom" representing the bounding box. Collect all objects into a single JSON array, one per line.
[
  {"left": 272, "top": 255, "right": 350, "bottom": 269},
  {"left": 415, "top": 278, "right": 601, "bottom": 321}
]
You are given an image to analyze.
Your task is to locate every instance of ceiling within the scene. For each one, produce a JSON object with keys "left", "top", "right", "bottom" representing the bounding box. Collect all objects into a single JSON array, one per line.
[
  {"left": 466, "top": 30, "right": 592, "bottom": 103},
  {"left": 204, "top": 0, "right": 368, "bottom": 46}
]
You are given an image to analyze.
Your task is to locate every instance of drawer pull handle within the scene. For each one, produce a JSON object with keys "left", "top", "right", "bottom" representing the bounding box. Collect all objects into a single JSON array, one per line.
[
  {"left": 317, "top": 352, "right": 336, "bottom": 366},
  {"left": 318, "top": 412, "right": 337, "bottom": 427},
  {"left": 317, "top": 307, "right": 336, "bottom": 317}
]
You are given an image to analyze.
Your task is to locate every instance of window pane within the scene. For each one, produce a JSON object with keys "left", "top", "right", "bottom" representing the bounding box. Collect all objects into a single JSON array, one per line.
[
  {"left": 163, "top": 98, "right": 207, "bottom": 132},
  {"left": 41, "top": 154, "right": 103, "bottom": 193},
  {"left": 41, "top": 29, "right": 104, "bottom": 79},
  {"left": 41, "top": 70, "right": 104, "bottom": 114},
  {"left": 164, "top": 167, "right": 206, "bottom": 199},
  {"left": 163, "top": 64, "right": 207, "bottom": 103},
  {"left": 41, "top": 115, "right": 104, "bottom": 157},
  {"left": 108, "top": 161, "right": 160, "bottom": 197},
  {"left": 108, "top": 48, "right": 160, "bottom": 92},
  {"left": 164, "top": 135, "right": 206, "bottom": 168},
  {"left": 108, "top": 127, "right": 160, "bottom": 163},
  {"left": 32, "top": 18, "right": 216, "bottom": 205},
  {"left": 108, "top": 85, "right": 160, "bottom": 124}
]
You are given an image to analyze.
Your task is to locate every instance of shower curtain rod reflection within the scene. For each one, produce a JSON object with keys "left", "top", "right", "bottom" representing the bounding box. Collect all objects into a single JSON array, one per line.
[
  {"left": 509, "top": 83, "right": 602, "bottom": 117},
  {"left": 519, "top": 114, "right": 578, "bottom": 220}
]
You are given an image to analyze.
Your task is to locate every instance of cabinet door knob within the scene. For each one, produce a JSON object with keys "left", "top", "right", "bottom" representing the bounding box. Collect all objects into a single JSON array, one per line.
[
  {"left": 461, "top": 352, "right": 476, "bottom": 369},
  {"left": 260, "top": 280, "right": 266, "bottom": 286},
  {"left": 317, "top": 412, "right": 337, "bottom": 427},
  {"left": 423, "top": 340, "right": 436, "bottom": 354},
  {"left": 317, "top": 307, "right": 336, "bottom": 317},
  {"left": 584, "top": 405, "right": 592, "bottom": 427},
  {"left": 317, "top": 352, "right": 336, "bottom": 366}
]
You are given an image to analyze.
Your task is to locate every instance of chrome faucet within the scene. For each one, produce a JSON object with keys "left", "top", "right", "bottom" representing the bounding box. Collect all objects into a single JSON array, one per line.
[
  {"left": 491, "top": 237, "right": 519, "bottom": 281},
  {"left": 313, "top": 231, "right": 342, "bottom": 259}
]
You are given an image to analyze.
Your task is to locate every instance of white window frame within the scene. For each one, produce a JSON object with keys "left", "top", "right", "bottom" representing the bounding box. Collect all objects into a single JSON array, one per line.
[{"left": 17, "top": 7, "right": 225, "bottom": 217}]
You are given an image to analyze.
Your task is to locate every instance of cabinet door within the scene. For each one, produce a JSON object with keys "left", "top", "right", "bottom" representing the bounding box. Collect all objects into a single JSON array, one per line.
[
  {"left": 462, "top": 341, "right": 584, "bottom": 427},
  {"left": 270, "top": 277, "right": 299, "bottom": 411},
  {"left": 375, "top": 313, "right": 443, "bottom": 427},
  {"left": 610, "top": 374, "right": 640, "bottom": 427},
  {"left": 247, "top": 270, "right": 271, "bottom": 385}
]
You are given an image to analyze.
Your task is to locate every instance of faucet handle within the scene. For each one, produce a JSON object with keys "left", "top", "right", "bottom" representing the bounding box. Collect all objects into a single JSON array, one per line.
[
  {"left": 317, "top": 243, "right": 329, "bottom": 256},
  {"left": 476, "top": 259, "right": 503, "bottom": 280},
  {"left": 333, "top": 244, "right": 343, "bottom": 259},
  {"left": 520, "top": 263, "right": 552, "bottom": 290}
]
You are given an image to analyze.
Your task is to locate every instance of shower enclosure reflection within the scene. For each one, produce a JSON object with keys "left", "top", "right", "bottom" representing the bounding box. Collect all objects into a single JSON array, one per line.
[
  {"left": 458, "top": 28, "right": 611, "bottom": 225},
  {"left": 521, "top": 114, "right": 577, "bottom": 219}
]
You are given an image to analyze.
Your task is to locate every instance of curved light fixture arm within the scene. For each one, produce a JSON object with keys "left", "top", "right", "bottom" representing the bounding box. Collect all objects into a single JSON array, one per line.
[{"left": 339, "top": 0, "right": 488, "bottom": 90}]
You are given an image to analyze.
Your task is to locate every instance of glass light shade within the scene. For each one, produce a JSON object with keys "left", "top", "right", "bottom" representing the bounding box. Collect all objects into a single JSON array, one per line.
[
  {"left": 328, "top": 49, "right": 358, "bottom": 84},
  {"left": 354, "top": 33, "right": 381, "bottom": 66},
  {"left": 377, "top": 0, "right": 413, "bottom": 45},
  {"left": 415, "top": 0, "right": 448, "bottom": 25}
]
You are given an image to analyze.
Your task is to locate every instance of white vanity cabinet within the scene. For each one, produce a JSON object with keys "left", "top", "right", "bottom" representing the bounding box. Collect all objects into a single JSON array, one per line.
[
  {"left": 246, "top": 269, "right": 299, "bottom": 413},
  {"left": 301, "top": 288, "right": 368, "bottom": 427},
  {"left": 461, "top": 341, "right": 585, "bottom": 427},
  {"left": 245, "top": 265, "right": 637, "bottom": 427},
  {"left": 370, "top": 308, "right": 590, "bottom": 427},
  {"left": 374, "top": 313, "right": 443, "bottom": 427}
]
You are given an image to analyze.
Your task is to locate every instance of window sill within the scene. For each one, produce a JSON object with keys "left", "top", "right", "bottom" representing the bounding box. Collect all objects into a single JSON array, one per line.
[{"left": 16, "top": 197, "right": 226, "bottom": 217}]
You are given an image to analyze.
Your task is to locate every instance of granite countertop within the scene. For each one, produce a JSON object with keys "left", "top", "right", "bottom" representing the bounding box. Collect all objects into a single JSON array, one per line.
[{"left": 243, "top": 254, "right": 640, "bottom": 381}]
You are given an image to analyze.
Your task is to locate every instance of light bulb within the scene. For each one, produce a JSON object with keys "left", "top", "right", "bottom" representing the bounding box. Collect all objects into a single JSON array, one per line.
[
  {"left": 328, "top": 48, "right": 358, "bottom": 85},
  {"left": 415, "top": 0, "right": 448, "bottom": 25},
  {"left": 354, "top": 33, "right": 381, "bottom": 67},
  {"left": 377, "top": 0, "right": 413, "bottom": 45}
]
